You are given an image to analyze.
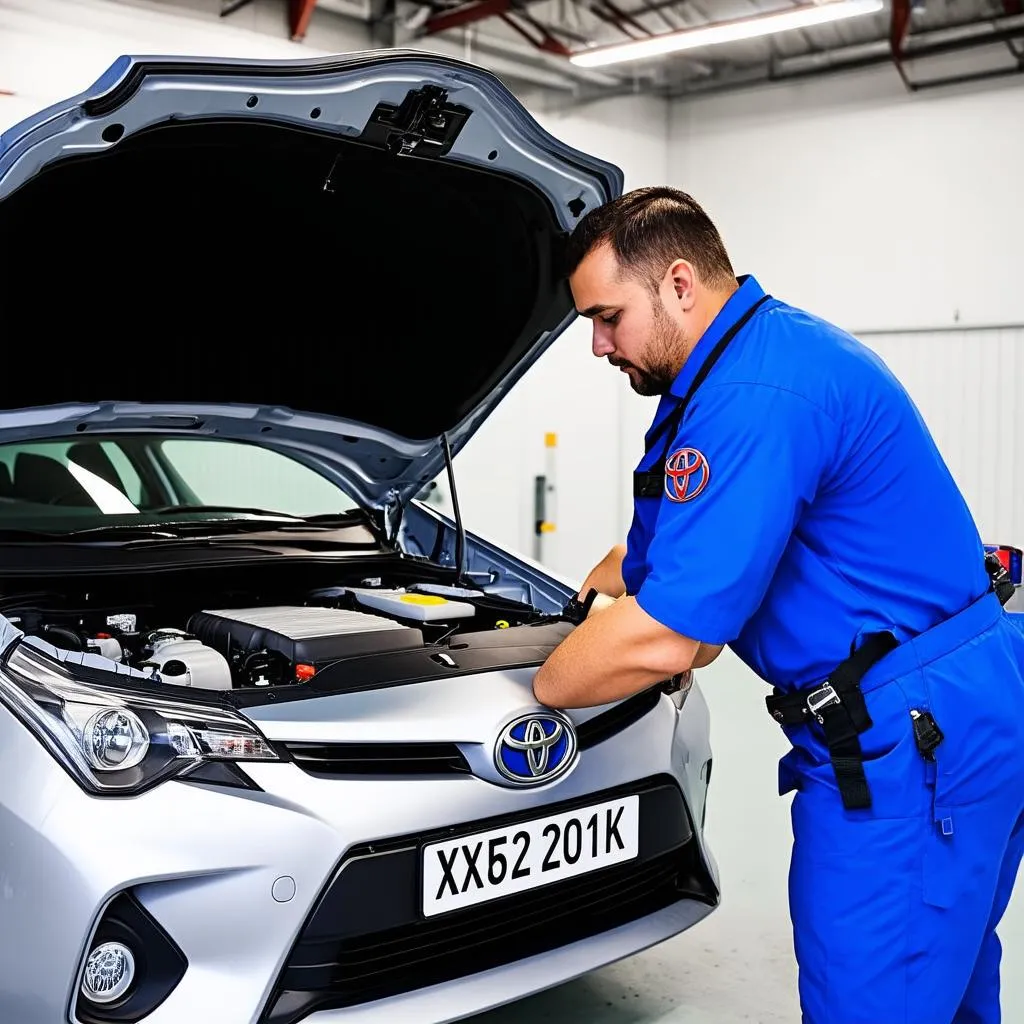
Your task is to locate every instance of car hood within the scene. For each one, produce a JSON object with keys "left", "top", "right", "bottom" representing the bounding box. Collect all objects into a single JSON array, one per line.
[{"left": 0, "top": 50, "right": 621, "bottom": 510}]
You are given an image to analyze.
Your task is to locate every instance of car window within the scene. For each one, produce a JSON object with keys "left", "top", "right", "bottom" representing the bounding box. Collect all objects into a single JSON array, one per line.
[
  {"left": 0, "top": 434, "right": 360, "bottom": 531},
  {"left": 101, "top": 442, "right": 143, "bottom": 504},
  {"left": 160, "top": 439, "right": 359, "bottom": 517}
]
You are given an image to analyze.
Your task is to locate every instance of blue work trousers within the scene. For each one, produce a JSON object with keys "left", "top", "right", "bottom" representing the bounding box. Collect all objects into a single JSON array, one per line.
[{"left": 779, "top": 593, "right": 1024, "bottom": 1024}]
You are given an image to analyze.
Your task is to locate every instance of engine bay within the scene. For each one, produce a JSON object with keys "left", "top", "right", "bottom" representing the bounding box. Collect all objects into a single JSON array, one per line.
[{"left": 0, "top": 560, "right": 555, "bottom": 692}]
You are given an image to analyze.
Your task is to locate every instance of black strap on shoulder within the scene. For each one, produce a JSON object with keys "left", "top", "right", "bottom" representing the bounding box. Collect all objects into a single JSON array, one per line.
[
  {"left": 634, "top": 293, "right": 771, "bottom": 500},
  {"left": 765, "top": 631, "right": 899, "bottom": 810}
]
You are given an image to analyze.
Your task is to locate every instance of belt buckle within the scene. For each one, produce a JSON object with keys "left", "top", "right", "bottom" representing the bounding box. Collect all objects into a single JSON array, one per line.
[{"left": 806, "top": 682, "right": 840, "bottom": 723}]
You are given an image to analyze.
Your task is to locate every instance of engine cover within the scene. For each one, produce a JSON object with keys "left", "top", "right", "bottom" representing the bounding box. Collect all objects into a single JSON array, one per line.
[{"left": 188, "top": 606, "right": 423, "bottom": 687}]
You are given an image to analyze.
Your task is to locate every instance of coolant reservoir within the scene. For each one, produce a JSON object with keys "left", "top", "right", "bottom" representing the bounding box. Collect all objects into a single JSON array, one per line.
[
  {"left": 139, "top": 630, "right": 233, "bottom": 689},
  {"left": 346, "top": 588, "right": 476, "bottom": 622}
]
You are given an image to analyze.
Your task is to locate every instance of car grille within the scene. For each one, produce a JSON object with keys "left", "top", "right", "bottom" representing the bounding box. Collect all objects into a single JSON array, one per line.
[
  {"left": 283, "top": 741, "right": 471, "bottom": 776},
  {"left": 282, "top": 690, "right": 664, "bottom": 778},
  {"left": 576, "top": 686, "right": 663, "bottom": 749},
  {"left": 261, "top": 776, "right": 716, "bottom": 1024}
]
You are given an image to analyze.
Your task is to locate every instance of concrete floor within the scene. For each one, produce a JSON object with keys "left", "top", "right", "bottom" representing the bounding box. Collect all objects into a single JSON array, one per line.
[{"left": 471, "top": 650, "right": 1024, "bottom": 1023}]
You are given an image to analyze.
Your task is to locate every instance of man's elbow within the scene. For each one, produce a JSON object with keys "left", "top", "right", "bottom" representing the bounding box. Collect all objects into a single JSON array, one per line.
[
  {"left": 643, "top": 631, "right": 699, "bottom": 680},
  {"left": 692, "top": 642, "right": 725, "bottom": 669},
  {"left": 531, "top": 668, "right": 563, "bottom": 708}
]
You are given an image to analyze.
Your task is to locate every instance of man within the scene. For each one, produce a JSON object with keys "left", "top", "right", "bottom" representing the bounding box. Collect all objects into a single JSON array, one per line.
[{"left": 532, "top": 186, "right": 1024, "bottom": 1024}]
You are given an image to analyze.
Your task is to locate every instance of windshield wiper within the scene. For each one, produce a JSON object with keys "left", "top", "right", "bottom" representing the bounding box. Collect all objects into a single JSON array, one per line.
[
  {"left": 0, "top": 525, "right": 184, "bottom": 542},
  {"left": 0, "top": 519, "right": 300, "bottom": 542},
  {"left": 295, "top": 511, "right": 365, "bottom": 525},
  {"left": 143, "top": 506, "right": 365, "bottom": 527},
  {"left": 143, "top": 504, "right": 307, "bottom": 520},
  {"left": 0, "top": 509, "right": 368, "bottom": 544}
]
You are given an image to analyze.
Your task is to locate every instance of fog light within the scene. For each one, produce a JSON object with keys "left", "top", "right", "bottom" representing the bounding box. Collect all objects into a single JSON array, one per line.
[{"left": 82, "top": 942, "right": 135, "bottom": 1004}]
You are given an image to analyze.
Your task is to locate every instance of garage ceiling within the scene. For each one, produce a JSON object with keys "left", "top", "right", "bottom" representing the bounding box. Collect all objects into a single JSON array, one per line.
[{"left": 227, "top": 0, "right": 1024, "bottom": 98}]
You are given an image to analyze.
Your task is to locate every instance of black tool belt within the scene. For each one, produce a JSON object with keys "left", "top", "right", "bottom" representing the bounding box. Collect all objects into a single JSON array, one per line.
[{"left": 764, "top": 632, "right": 899, "bottom": 811}]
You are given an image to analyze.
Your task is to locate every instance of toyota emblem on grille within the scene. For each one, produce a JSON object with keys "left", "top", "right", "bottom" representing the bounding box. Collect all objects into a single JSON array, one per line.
[{"left": 494, "top": 712, "right": 577, "bottom": 786}]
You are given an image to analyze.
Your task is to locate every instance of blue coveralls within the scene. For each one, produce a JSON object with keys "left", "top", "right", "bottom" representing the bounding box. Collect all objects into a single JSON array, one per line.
[{"left": 621, "top": 274, "right": 1024, "bottom": 1024}]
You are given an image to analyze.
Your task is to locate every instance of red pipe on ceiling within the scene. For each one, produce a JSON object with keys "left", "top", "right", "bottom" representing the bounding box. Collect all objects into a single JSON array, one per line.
[
  {"left": 290, "top": 0, "right": 318, "bottom": 39},
  {"left": 889, "top": 0, "right": 913, "bottom": 86},
  {"left": 424, "top": 0, "right": 514, "bottom": 35}
]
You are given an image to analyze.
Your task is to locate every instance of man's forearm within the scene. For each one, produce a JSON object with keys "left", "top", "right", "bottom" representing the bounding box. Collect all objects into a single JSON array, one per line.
[{"left": 533, "top": 596, "right": 699, "bottom": 708}]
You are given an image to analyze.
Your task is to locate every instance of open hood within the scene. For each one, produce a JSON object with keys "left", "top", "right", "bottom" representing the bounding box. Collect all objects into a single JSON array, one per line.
[{"left": 0, "top": 50, "right": 621, "bottom": 510}]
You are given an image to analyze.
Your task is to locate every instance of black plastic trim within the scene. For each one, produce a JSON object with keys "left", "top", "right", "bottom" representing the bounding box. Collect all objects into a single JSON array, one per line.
[
  {"left": 227, "top": 621, "right": 574, "bottom": 708},
  {"left": 279, "top": 686, "right": 660, "bottom": 779},
  {"left": 74, "top": 892, "right": 187, "bottom": 1024},
  {"left": 260, "top": 774, "right": 717, "bottom": 1022},
  {"left": 178, "top": 760, "right": 262, "bottom": 790},
  {"left": 283, "top": 741, "right": 471, "bottom": 777},
  {"left": 576, "top": 686, "right": 663, "bottom": 750}
]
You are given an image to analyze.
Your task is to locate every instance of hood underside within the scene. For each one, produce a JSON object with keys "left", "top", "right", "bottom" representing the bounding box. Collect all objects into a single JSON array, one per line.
[{"left": 0, "top": 52, "right": 622, "bottom": 507}]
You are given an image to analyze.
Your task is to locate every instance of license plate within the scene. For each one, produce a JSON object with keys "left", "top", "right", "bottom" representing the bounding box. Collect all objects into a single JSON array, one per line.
[{"left": 421, "top": 795, "right": 640, "bottom": 917}]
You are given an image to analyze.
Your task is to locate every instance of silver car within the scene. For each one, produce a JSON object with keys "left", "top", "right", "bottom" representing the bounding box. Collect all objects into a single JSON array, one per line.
[{"left": 0, "top": 50, "right": 718, "bottom": 1024}]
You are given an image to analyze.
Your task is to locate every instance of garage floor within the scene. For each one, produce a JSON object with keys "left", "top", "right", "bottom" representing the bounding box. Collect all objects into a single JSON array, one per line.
[{"left": 472, "top": 651, "right": 1024, "bottom": 1023}]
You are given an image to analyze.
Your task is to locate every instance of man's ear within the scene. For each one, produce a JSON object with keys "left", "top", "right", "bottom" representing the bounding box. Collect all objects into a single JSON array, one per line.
[{"left": 665, "top": 259, "right": 697, "bottom": 311}]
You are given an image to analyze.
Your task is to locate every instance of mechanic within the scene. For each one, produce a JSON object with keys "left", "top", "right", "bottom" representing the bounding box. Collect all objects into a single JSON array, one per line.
[{"left": 532, "top": 185, "right": 1024, "bottom": 1024}]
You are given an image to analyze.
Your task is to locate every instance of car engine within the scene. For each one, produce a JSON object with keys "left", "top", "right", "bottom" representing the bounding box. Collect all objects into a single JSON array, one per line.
[{"left": 0, "top": 574, "right": 550, "bottom": 691}]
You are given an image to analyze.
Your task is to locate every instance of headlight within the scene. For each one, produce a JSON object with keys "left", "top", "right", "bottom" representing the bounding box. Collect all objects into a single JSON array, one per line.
[{"left": 0, "top": 641, "right": 279, "bottom": 795}]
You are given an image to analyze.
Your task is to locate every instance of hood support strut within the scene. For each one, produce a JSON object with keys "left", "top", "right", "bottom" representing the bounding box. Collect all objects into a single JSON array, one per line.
[{"left": 441, "top": 433, "right": 468, "bottom": 586}]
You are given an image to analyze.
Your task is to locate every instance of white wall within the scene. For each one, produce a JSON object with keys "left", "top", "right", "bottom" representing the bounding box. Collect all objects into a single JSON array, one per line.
[
  {"left": 669, "top": 68, "right": 1024, "bottom": 551},
  {"left": 670, "top": 68, "right": 1024, "bottom": 333},
  {"left": 0, "top": 0, "right": 371, "bottom": 130},
  {"left": 862, "top": 326, "right": 1024, "bottom": 547}
]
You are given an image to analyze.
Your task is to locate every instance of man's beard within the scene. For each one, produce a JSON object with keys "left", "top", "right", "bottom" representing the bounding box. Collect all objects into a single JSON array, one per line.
[{"left": 611, "top": 304, "right": 687, "bottom": 396}]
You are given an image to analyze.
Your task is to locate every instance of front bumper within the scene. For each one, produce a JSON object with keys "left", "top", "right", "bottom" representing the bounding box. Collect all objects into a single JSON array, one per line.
[{"left": 0, "top": 687, "right": 717, "bottom": 1024}]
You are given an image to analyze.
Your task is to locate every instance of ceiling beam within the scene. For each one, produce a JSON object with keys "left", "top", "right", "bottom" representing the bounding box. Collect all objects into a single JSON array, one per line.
[
  {"left": 424, "top": 0, "right": 514, "bottom": 35},
  {"left": 220, "top": 0, "right": 257, "bottom": 15},
  {"left": 499, "top": 12, "right": 573, "bottom": 55}
]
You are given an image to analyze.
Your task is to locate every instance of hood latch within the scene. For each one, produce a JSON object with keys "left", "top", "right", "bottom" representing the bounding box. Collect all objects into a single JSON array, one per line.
[{"left": 359, "top": 84, "right": 471, "bottom": 158}]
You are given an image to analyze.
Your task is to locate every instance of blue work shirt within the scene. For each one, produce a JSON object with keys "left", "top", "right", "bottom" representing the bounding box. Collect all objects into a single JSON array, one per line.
[{"left": 621, "top": 275, "right": 990, "bottom": 692}]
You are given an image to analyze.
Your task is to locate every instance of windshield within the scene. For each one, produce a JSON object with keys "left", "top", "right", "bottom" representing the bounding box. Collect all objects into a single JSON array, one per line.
[{"left": 0, "top": 435, "right": 362, "bottom": 533}]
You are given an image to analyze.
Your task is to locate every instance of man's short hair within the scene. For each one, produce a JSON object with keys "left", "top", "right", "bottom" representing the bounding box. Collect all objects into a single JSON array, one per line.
[{"left": 563, "top": 186, "right": 736, "bottom": 292}]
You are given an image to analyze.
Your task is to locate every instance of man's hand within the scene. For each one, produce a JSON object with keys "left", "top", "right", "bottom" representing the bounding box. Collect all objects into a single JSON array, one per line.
[
  {"left": 532, "top": 595, "right": 702, "bottom": 708},
  {"left": 587, "top": 592, "right": 619, "bottom": 616},
  {"left": 578, "top": 543, "right": 628, "bottom": 601}
]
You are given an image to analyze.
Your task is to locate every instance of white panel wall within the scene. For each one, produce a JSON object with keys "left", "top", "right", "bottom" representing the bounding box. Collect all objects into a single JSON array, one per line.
[
  {"left": 669, "top": 68, "right": 1024, "bottom": 553},
  {"left": 858, "top": 327, "right": 1024, "bottom": 547},
  {"left": 669, "top": 69, "right": 1024, "bottom": 334},
  {"left": 0, "top": 0, "right": 668, "bottom": 583}
]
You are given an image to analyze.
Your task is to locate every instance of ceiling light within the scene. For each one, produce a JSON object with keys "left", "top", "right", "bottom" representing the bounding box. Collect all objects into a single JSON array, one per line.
[{"left": 569, "top": 0, "right": 884, "bottom": 67}]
